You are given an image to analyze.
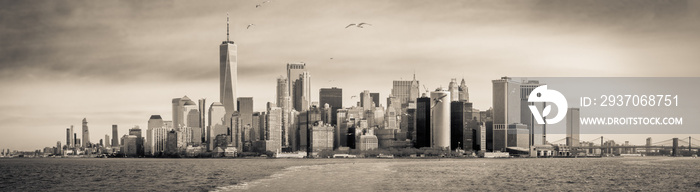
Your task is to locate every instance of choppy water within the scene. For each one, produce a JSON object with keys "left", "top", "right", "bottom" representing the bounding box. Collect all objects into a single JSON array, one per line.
[{"left": 2, "top": 157, "right": 700, "bottom": 191}]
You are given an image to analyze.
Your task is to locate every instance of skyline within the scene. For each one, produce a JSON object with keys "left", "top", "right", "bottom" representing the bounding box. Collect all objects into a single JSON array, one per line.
[{"left": 2, "top": 0, "right": 700, "bottom": 150}]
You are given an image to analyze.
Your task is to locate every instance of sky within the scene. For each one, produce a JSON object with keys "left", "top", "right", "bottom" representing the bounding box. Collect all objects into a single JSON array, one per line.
[{"left": 1, "top": 0, "right": 700, "bottom": 150}]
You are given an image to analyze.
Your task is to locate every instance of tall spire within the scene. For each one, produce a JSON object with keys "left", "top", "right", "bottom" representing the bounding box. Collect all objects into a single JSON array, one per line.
[{"left": 226, "top": 12, "right": 230, "bottom": 42}]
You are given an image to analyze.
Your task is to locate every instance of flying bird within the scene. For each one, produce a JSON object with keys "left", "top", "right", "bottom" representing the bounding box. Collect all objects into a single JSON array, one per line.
[
  {"left": 351, "top": 96, "right": 357, "bottom": 99},
  {"left": 256, "top": 1, "right": 271, "bottom": 8},
  {"left": 357, "top": 23, "right": 372, "bottom": 28},
  {"left": 247, "top": 24, "right": 255, "bottom": 29},
  {"left": 345, "top": 23, "right": 373, "bottom": 28},
  {"left": 431, "top": 94, "right": 448, "bottom": 109}
]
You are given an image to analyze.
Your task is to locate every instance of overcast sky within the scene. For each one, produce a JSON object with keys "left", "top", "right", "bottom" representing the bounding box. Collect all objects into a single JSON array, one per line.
[{"left": 1, "top": 0, "right": 699, "bottom": 150}]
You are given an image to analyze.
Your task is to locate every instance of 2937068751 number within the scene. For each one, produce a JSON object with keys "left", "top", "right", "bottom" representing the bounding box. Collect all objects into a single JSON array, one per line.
[{"left": 598, "top": 95, "right": 678, "bottom": 107}]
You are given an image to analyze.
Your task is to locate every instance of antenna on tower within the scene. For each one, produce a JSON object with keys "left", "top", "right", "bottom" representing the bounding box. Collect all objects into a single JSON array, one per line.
[{"left": 226, "top": 12, "right": 230, "bottom": 42}]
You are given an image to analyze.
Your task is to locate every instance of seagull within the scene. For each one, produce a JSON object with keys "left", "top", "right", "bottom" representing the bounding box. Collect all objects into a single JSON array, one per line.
[
  {"left": 247, "top": 24, "right": 255, "bottom": 29},
  {"left": 357, "top": 23, "right": 372, "bottom": 28},
  {"left": 345, "top": 24, "right": 356, "bottom": 28},
  {"left": 351, "top": 96, "right": 357, "bottom": 99},
  {"left": 431, "top": 94, "right": 448, "bottom": 109},
  {"left": 256, "top": 0, "right": 271, "bottom": 8}
]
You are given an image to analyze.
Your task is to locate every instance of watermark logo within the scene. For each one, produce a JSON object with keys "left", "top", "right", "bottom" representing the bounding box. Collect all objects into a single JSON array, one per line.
[{"left": 528, "top": 85, "right": 568, "bottom": 124}]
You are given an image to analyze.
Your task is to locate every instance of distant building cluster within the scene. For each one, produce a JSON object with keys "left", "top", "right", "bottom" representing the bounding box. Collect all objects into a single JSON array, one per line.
[{"left": 22, "top": 16, "right": 692, "bottom": 159}]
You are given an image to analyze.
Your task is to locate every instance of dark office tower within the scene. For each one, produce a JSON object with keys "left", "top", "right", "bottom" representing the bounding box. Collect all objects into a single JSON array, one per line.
[
  {"left": 237, "top": 97, "right": 254, "bottom": 132},
  {"left": 82, "top": 118, "right": 90, "bottom": 148},
  {"left": 319, "top": 87, "right": 342, "bottom": 125},
  {"left": 165, "top": 130, "right": 178, "bottom": 156},
  {"left": 287, "top": 63, "right": 310, "bottom": 112},
  {"left": 404, "top": 106, "right": 416, "bottom": 140},
  {"left": 252, "top": 112, "right": 261, "bottom": 141},
  {"left": 297, "top": 107, "right": 322, "bottom": 152},
  {"left": 220, "top": 13, "right": 238, "bottom": 114},
  {"left": 65, "top": 128, "right": 71, "bottom": 148},
  {"left": 414, "top": 97, "right": 431, "bottom": 148},
  {"left": 451, "top": 101, "right": 473, "bottom": 151},
  {"left": 370, "top": 93, "right": 380, "bottom": 107},
  {"left": 198, "top": 98, "right": 206, "bottom": 143},
  {"left": 347, "top": 125, "right": 356, "bottom": 149},
  {"left": 129, "top": 126, "right": 144, "bottom": 157},
  {"left": 111, "top": 125, "right": 118, "bottom": 147}
]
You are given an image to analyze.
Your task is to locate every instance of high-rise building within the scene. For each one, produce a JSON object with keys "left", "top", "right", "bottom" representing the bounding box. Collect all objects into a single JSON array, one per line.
[
  {"left": 370, "top": 93, "right": 380, "bottom": 107},
  {"left": 492, "top": 77, "right": 522, "bottom": 152},
  {"left": 220, "top": 14, "right": 238, "bottom": 114},
  {"left": 297, "top": 107, "right": 322, "bottom": 152},
  {"left": 165, "top": 129, "right": 178, "bottom": 156},
  {"left": 111, "top": 125, "right": 118, "bottom": 147},
  {"left": 276, "top": 76, "right": 291, "bottom": 147},
  {"left": 172, "top": 96, "right": 199, "bottom": 131},
  {"left": 449, "top": 78, "right": 459, "bottom": 102},
  {"left": 82, "top": 118, "right": 89, "bottom": 148},
  {"left": 198, "top": 98, "right": 207, "bottom": 144},
  {"left": 147, "top": 115, "right": 168, "bottom": 156},
  {"left": 414, "top": 96, "right": 431, "bottom": 148},
  {"left": 104, "top": 135, "right": 109, "bottom": 147},
  {"left": 69, "top": 125, "right": 74, "bottom": 148},
  {"left": 391, "top": 74, "right": 420, "bottom": 110},
  {"left": 459, "top": 78, "right": 469, "bottom": 102},
  {"left": 129, "top": 126, "right": 144, "bottom": 156},
  {"left": 65, "top": 127, "right": 72, "bottom": 148},
  {"left": 566, "top": 108, "right": 580, "bottom": 147},
  {"left": 451, "top": 101, "right": 473, "bottom": 151},
  {"left": 310, "top": 122, "right": 334, "bottom": 154},
  {"left": 287, "top": 63, "right": 310, "bottom": 112},
  {"left": 319, "top": 87, "right": 342, "bottom": 125},
  {"left": 385, "top": 103, "right": 398, "bottom": 130},
  {"left": 208, "top": 102, "right": 227, "bottom": 151},
  {"left": 237, "top": 97, "right": 254, "bottom": 131},
  {"left": 122, "top": 135, "right": 138, "bottom": 157},
  {"left": 360, "top": 90, "right": 372, "bottom": 111},
  {"left": 521, "top": 80, "right": 545, "bottom": 146},
  {"left": 266, "top": 104, "right": 282, "bottom": 153},
  {"left": 430, "top": 90, "right": 450, "bottom": 149}
]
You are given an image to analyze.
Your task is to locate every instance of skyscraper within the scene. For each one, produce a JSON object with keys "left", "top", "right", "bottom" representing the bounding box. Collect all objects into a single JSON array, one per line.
[
  {"left": 208, "top": 102, "right": 227, "bottom": 151},
  {"left": 319, "top": 87, "right": 342, "bottom": 125},
  {"left": 82, "top": 118, "right": 89, "bottom": 148},
  {"left": 287, "top": 63, "right": 310, "bottom": 112},
  {"left": 520, "top": 80, "right": 545, "bottom": 146},
  {"left": 172, "top": 96, "right": 199, "bottom": 131},
  {"left": 237, "top": 97, "right": 254, "bottom": 131},
  {"left": 112, "top": 125, "right": 118, "bottom": 147},
  {"left": 448, "top": 78, "right": 459, "bottom": 102},
  {"left": 459, "top": 78, "right": 469, "bottom": 102},
  {"left": 430, "top": 90, "right": 450, "bottom": 149},
  {"left": 147, "top": 115, "right": 168, "bottom": 156},
  {"left": 492, "top": 77, "right": 522, "bottom": 152},
  {"left": 360, "top": 90, "right": 372, "bottom": 111},
  {"left": 414, "top": 96, "right": 431, "bottom": 148},
  {"left": 104, "top": 135, "right": 109, "bottom": 147},
  {"left": 220, "top": 14, "right": 238, "bottom": 114},
  {"left": 391, "top": 74, "right": 420, "bottom": 110},
  {"left": 451, "top": 101, "right": 472, "bottom": 151},
  {"left": 129, "top": 126, "right": 144, "bottom": 156},
  {"left": 370, "top": 92, "right": 380, "bottom": 107},
  {"left": 266, "top": 104, "right": 282, "bottom": 153},
  {"left": 198, "top": 98, "right": 206, "bottom": 143},
  {"left": 276, "top": 76, "right": 291, "bottom": 148},
  {"left": 65, "top": 127, "right": 71, "bottom": 148},
  {"left": 566, "top": 108, "right": 580, "bottom": 147}
]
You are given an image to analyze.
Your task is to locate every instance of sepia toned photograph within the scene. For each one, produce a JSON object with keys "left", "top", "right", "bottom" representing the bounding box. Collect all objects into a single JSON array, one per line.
[{"left": 1, "top": 0, "right": 700, "bottom": 191}]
